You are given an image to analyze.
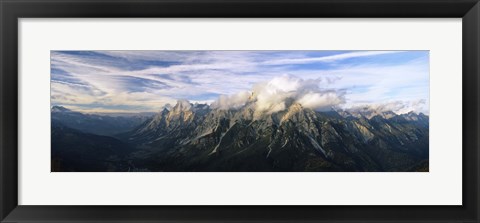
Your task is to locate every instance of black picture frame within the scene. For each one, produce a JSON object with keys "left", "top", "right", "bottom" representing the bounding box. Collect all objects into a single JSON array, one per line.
[{"left": 1, "top": 0, "right": 479, "bottom": 222}]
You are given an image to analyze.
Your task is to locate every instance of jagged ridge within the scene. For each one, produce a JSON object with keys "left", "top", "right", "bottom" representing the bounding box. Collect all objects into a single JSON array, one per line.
[{"left": 124, "top": 100, "right": 429, "bottom": 172}]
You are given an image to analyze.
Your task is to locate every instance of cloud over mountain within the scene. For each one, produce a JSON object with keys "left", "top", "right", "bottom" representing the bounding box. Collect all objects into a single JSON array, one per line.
[
  {"left": 346, "top": 99, "right": 428, "bottom": 115},
  {"left": 51, "top": 50, "right": 429, "bottom": 114},
  {"left": 210, "top": 75, "right": 345, "bottom": 114}
]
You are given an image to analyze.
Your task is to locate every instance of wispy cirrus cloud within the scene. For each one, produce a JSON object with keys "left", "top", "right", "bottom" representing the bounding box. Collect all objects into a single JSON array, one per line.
[
  {"left": 261, "top": 51, "right": 403, "bottom": 65},
  {"left": 51, "top": 50, "right": 429, "bottom": 114}
]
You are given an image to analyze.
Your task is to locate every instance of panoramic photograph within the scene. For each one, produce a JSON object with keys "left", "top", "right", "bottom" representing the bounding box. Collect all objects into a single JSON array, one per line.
[{"left": 51, "top": 50, "right": 429, "bottom": 172}]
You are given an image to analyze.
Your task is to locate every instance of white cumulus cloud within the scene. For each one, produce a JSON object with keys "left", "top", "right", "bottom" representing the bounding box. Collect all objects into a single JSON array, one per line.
[
  {"left": 210, "top": 91, "right": 252, "bottom": 110},
  {"left": 212, "top": 75, "right": 345, "bottom": 113}
]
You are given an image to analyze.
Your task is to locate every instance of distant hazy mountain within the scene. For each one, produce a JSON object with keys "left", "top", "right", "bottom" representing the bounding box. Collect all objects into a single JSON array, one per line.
[
  {"left": 51, "top": 120, "right": 133, "bottom": 172},
  {"left": 121, "top": 100, "right": 428, "bottom": 172},
  {"left": 51, "top": 106, "right": 153, "bottom": 136}
]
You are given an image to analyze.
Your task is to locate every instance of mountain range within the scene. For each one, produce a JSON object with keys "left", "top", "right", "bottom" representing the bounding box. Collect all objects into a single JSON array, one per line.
[
  {"left": 51, "top": 101, "right": 429, "bottom": 172},
  {"left": 51, "top": 106, "right": 152, "bottom": 136}
]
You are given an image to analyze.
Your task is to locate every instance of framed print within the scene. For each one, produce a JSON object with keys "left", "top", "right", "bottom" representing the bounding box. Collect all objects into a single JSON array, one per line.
[
  {"left": 49, "top": 50, "right": 430, "bottom": 173},
  {"left": 1, "top": 0, "right": 479, "bottom": 222}
]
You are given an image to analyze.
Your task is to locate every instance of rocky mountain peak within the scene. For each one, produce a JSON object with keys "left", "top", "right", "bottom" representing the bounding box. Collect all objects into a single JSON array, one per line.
[
  {"left": 161, "top": 107, "right": 170, "bottom": 114},
  {"left": 280, "top": 103, "right": 305, "bottom": 123},
  {"left": 344, "top": 107, "right": 399, "bottom": 120},
  {"left": 122, "top": 98, "right": 429, "bottom": 172},
  {"left": 51, "top": 105, "right": 71, "bottom": 113},
  {"left": 402, "top": 111, "right": 426, "bottom": 121},
  {"left": 172, "top": 100, "right": 192, "bottom": 113}
]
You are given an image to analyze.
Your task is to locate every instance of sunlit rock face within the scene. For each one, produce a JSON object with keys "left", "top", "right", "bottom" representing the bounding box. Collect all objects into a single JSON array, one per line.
[{"left": 124, "top": 99, "right": 429, "bottom": 172}]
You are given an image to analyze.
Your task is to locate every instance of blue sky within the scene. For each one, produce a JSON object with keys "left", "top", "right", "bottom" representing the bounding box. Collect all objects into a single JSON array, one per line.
[{"left": 51, "top": 50, "right": 429, "bottom": 114}]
